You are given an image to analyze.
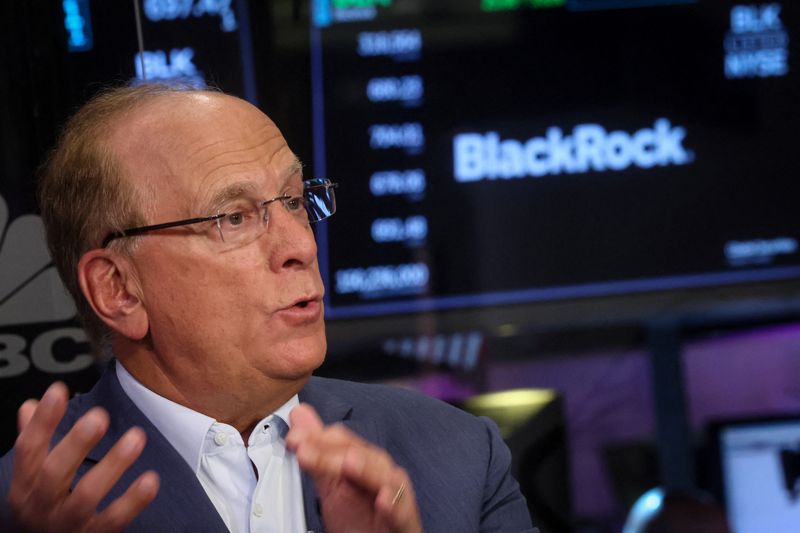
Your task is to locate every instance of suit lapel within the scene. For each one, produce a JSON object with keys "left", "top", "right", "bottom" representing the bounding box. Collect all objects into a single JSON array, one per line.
[{"left": 74, "top": 362, "right": 227, "bottom": 531}]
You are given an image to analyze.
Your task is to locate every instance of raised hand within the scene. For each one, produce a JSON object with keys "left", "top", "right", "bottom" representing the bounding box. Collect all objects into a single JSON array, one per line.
[
  {"left": 7, "top": 382, "right": 159, "bottom": 532},
  {"left": 286, "top": 403, "right": 422, "bottom": 533}
]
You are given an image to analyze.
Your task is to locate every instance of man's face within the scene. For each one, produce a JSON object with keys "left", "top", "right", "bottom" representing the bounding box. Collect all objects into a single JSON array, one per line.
[{"left": 112, "top": 93, "right": 326, "bottom": 391}]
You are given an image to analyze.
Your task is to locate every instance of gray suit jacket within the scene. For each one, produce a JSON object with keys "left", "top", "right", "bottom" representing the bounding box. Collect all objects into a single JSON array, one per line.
[{"left": 1, "top": 362, "right": 534, "bottom": 532}]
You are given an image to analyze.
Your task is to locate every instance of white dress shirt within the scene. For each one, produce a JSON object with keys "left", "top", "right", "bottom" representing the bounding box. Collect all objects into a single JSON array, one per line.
[{"left": 116, "top": 362, "right": 307, "bottom": 533}]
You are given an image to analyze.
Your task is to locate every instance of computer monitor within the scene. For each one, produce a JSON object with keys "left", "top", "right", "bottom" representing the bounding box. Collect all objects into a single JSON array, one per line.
[{"left": 712, "top": 415, "right": 800, "bottom": 533}]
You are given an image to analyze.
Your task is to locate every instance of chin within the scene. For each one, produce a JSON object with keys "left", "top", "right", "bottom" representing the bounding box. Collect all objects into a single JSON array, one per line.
[{"left": 269, "top": 333, "right": 327, "bottom": 381}]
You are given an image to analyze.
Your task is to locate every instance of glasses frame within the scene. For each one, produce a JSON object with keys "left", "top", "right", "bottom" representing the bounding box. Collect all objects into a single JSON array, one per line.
[{"left": 101, "top": 179, "right": 337, "bottom": 248}]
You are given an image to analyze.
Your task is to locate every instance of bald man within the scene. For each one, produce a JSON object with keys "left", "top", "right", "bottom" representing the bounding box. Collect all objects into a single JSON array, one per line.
[{"left": 0, "top": 84, "right": 534, "bottom": 533}]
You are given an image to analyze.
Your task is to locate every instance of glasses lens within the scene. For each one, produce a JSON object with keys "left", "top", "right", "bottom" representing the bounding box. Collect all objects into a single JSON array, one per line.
[
  {"left": 214, "top": 201, "right": 265, "bottom": 249},
  {"left": 303, "top": 179, "right": 337, "bottom": 223}
]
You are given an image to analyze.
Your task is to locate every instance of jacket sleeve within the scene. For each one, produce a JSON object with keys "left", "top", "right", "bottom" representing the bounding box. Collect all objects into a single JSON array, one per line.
[
  {"left": 0, "top": 448, "right": 16, "bottom": 528},
  {"left": 479, "top": 417, "right": 539, "bottom": 533}
]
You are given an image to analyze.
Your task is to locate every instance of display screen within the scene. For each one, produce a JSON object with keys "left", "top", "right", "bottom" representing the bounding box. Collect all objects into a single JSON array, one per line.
[
  {"left": 134, "top": 0, "right": 253, "bottom": 98},
  {"left": 58, "top": 0, "right": 255, "bottom": 104},
  {"left": 719, "top": 417, "right": 800, "bottom": 533},
  {"left": 308, "top": 0, "right": 800, "bottom": 319}
]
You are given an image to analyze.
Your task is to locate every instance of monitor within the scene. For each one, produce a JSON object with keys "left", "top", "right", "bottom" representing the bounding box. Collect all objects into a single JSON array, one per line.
[{"left": 714, "top": 415, "right": 800, "bottom": 533}]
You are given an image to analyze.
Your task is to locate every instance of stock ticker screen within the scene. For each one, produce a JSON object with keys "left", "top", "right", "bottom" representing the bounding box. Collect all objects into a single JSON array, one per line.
[
  {"left": 308, "top": 0, "right": 800, "bottom": 319},
  {"left": 61, "top": 0, "right": 800, "bottom": 320},
  {"left": 60, "top": 0, "right": 254, "bottom": 103}
]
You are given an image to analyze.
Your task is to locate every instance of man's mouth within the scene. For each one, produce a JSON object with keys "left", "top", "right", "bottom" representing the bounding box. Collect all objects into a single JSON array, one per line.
[
  {"left": 276, "top": 295, "right": 323, "bottom": 325},
  {"left": 287, "top": 294, "right": 321, "bottom": 309}
]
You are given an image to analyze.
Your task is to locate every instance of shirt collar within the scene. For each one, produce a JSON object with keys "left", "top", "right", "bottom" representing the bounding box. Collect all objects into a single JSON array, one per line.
[{"left": 115, "top": 361, "right": 298, "bottom": 473}]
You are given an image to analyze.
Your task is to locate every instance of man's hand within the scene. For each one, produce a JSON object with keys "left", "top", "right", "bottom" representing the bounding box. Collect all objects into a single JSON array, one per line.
[
  {"left": 7, "top": 382, "right": 160, "bottom": 532},
  {"left": 286, "top": 404, "right": 422, "bottom": 533}
]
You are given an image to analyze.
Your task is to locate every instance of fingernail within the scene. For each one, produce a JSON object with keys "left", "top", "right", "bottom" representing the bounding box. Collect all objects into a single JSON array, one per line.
[
  {"left": 138, "top": 472, "right": 159, "bottom": 494},
  {"left": 79, "top": 412, "right": 102, "bottom": 438},
  {"left": 41, "top": 383, "right": 62, "bottom": 407},
  {"left": 120, "top": 429, "right": 144, "bottom": 456}
]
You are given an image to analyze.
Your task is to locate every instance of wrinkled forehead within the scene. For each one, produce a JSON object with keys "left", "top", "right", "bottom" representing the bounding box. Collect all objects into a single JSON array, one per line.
[{"left": 111, "top": 92, "right": 301, "bottom": 216}]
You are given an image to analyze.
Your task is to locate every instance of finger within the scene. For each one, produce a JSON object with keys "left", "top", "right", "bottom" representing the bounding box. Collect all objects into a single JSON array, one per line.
[
  {"left": 288, "top": 405, "right": 369, "bottom": 454},
  {"left": 17, "top": 399, "right": 38, "bottom": 433},
  {"left": 9, "top": 382, "right": 69, "bottom": 509},
  {"left": 287, "top": 403, "right": 324, "bottom": 435},
  {"left": 285, "top": 403, "right": 327, "bottom": 468},
  {"left": 367, "top": 467, "right": 421, "bottom": 533},
  {"left": 374, "top": 469, "right": 416, "bottom": 517},
  {"left": 64, "top": 427, "right": 148, "bottom": 523},
  {"left": 337, "top": 440, "right": 421, "bottom": 531},
  {"left": 295, "top": 428, "right": 348, "bottom": 482},
  {"left": 27, "top": 408, "right": 109, "bottom": 510},
  {"left": 90, "top": 470, "right": 160, "bottom": 533},
  {"left": 341, "top": 444, "right": 397, "bottom": 494},
  {"left": 291, "top": 423, "right": 369, "bottom": 482}
]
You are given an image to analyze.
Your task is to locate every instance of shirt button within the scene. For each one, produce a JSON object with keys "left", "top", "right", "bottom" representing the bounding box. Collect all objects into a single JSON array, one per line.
[
  {"left": 214, "top": 432, "right": 228, "bottom": 446},
  {"left": 253, "top": 503, "right": 264, "bottom": 517}
]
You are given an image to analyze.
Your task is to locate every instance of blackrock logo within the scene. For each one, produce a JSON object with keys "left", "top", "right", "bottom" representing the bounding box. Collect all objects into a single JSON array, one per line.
[
  {"left": 453, "top": 118, "right": 693, "bottom": 182},
  {"left": 0, "top": 194, "right": 91, "bottom": 378}
]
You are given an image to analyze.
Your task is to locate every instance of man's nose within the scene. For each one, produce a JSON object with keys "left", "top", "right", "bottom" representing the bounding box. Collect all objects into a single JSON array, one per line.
[{"left": 263, "top": 204, "right": 318, "bottom": 272}]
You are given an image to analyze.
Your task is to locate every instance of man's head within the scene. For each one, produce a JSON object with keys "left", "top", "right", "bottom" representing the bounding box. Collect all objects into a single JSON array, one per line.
[{"left": 39, "top": 85, "right": 328, "bottom": 405}]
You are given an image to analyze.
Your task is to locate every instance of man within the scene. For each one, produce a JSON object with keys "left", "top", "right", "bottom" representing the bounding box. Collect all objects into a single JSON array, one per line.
[{"left": 0, "top": 84, "right": 534, "bottom": 532}]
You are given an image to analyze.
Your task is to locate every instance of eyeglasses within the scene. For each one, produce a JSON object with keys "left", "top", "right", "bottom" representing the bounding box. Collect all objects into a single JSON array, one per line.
[{"left": 101, "top": 178, "right": 337, "bottom": 250}]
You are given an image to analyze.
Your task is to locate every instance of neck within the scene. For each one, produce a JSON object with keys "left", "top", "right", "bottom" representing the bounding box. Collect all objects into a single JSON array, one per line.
[{"left": 114, "top": 339, "right": 309, "bottom": 439}]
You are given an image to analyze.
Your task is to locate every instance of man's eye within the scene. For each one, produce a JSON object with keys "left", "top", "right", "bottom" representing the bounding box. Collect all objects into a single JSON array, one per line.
[
  {"left": 285, "top": 197, "right": 303, "bottom": 210},
  {"left": 228, "top": 212, "right": 245, "bottom": 226},
  {"left": 222, "top": 208, "right": 257, "bottom": 230}
]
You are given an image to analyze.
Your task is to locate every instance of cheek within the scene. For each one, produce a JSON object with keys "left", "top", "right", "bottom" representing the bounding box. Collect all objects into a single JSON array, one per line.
[
  {"left": 135, "top": 244, "right": 324, "bottom": 362},
  {"left": 139, "top": 251, "right": 241, "bottom": 329}
]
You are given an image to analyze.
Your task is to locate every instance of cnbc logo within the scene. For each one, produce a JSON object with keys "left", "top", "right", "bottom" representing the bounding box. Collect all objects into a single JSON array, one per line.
[
  {"left": 453, "top": 118, "right": 693, "bottom": 182},
  {"left": 0, "top": 194, "right": 92, "bottom": 378}
]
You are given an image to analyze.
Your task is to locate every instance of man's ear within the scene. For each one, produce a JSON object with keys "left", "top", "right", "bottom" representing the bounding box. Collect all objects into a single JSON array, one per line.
[{"left": 77, "top": 249, "right": 149, "bottom": 340}]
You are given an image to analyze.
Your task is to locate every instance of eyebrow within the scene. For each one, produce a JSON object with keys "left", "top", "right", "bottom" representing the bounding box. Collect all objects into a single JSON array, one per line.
[
  {"left": 200, "top": 158, "right": 305, "bottom": 215},
  {"left": 201, "top": 182, "right": 258, "bottom": 215},
  {"left": 281, "top": 158, "right": 304, "bottom": 188}
]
